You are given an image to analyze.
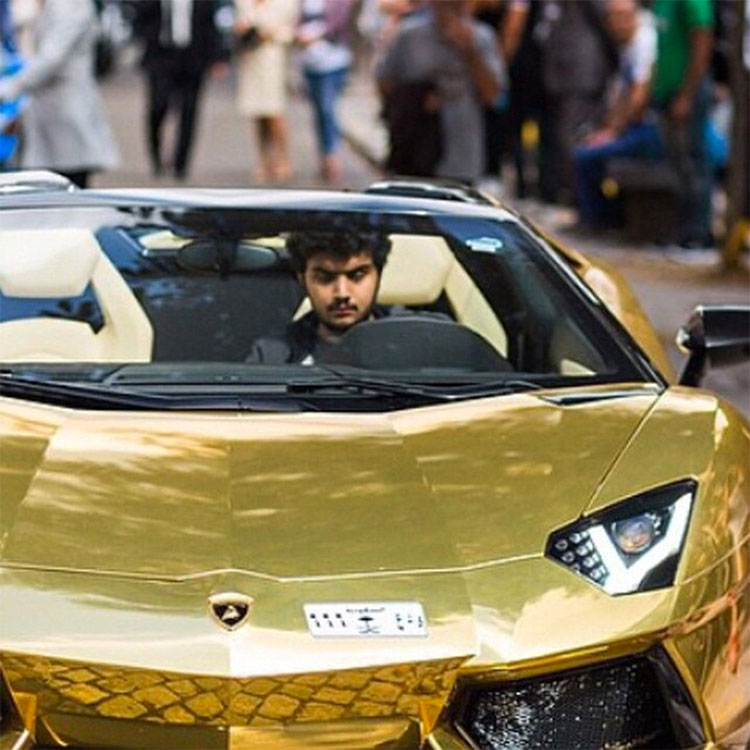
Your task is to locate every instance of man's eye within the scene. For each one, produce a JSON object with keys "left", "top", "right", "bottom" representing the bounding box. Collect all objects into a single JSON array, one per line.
[
  {"left": 315, "top": 272, "right": 336, "bottom": 284},
  {"left": 349, "top": 269, "right": 368, "bottom": 281}
]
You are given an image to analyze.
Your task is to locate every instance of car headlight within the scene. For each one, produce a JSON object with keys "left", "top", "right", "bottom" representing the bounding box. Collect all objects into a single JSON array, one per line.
[{"left": 546, "top": 480, "right": 696, "bottom": 595}]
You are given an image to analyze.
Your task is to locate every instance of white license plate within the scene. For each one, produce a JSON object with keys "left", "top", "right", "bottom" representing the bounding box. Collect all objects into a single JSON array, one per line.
[{"left": 304, "top": 602, "right": 428, "bottom": 638}]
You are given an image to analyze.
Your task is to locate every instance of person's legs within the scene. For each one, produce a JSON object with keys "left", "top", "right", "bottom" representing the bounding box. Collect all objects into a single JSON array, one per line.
[
  {"left": 174, "top": 68, "right": 205, "bottom": 180},
  {"left": 538, "top": 94, "right": 561, "bottom": 203},
  {"left": 304, "top": 72, "right": 326, "bottom": 153},
  {"left": 304, "top": 68, "right": 348, "bottom": 182},
  {"left": 686, "top": 82, "right": 712, "bottom": 243},
  {"left": 556, "top": 94, "right": 602, "bottom": 205},
  {"left": 574, "top": 123, "right": 663, "bottom": 227},
  {"left": 147, "top": 69, "right": 171, "bottom": 175},
  {"left": 253, "top": 117, "right": 273, "bottom": 182},
  {"left": 483, "top": 106, "right": 503, "bottom": 179},
  {"left": 661, "top": 81, "right": 712, "bottom": 245},
  {"left": 268, "top": 115, "right": 292, "bottom": 181},
  {"left": 508, "top": 103, "right": 533, "bottom": 199},
  {"left": 324, "top": 68, "right": 349, "bottom": 182},
  {"left": 573, "top": 145, "right": 610, "bottom": 227}
]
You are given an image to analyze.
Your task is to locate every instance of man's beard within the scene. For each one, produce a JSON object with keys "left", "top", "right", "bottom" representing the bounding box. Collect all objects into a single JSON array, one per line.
[{"left": 321, "top": 301, "right": 374, "bottom": 335}]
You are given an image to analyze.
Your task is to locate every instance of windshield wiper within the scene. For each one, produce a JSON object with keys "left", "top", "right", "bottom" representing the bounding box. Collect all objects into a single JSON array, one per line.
[
  {"left": 287, "top": 372, "right": 544, "bottom": 402},
  {"left": 288, "top": 375, "right": 452, "bottom": 401},
  {"left": 0, "top": 374, "right": 308, "bottom": 412},
  {"left": 440, "top": 378, "right": 546, "bottom": 398}
]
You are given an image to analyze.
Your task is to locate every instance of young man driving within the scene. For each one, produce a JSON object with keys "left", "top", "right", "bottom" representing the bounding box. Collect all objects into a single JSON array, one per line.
[{"left": 247, "top": 231, "right": 393, "bottom": 364}]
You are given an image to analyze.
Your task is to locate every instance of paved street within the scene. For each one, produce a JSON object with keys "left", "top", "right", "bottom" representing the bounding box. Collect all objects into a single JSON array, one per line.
[{"left": 96, "top": 61, "right": 748, "bottom": 414}]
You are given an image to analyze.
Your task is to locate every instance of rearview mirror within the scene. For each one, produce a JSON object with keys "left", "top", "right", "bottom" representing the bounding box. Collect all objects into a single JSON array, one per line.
[
  {"left": 677, "top": 306, "right": 750, "bottom": 386},
  {"left": 177, "top": 240, "right": 279, "bottom": 274}
]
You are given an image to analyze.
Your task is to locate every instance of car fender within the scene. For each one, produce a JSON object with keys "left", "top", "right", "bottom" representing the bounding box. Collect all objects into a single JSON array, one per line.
[{"left": 538, "top": 230, "right": 675, "bottom": 382}]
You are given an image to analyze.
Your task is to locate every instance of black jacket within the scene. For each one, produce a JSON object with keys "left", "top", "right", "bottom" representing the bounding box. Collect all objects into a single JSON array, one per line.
[
  {"left": 130, "top": 0, "right": 229, "bottom": 73},
  {"left": 247, "top": 306, "right": 397, "bottom": 365}
]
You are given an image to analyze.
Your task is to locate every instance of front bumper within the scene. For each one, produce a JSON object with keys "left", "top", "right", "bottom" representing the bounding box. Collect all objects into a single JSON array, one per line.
[
  {"left": 1, "top": 645, "right": 738, "bottom": 750},
  {"left": 0, "top": 653, "right": 457, "bottom": 749}
]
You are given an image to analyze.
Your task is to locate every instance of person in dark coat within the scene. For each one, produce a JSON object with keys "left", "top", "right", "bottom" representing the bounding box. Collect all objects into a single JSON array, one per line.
[
  {"left": 130, "top": 0, "right": 230, "bottom": 180},
  {"left": 536, "top": 0, "right": 617, "bottom": 204}
]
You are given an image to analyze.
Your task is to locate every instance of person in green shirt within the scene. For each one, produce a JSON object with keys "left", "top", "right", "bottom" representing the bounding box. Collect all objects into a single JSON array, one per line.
[{"left": 652, "top": 0, "right": 714, "bottom": 247}]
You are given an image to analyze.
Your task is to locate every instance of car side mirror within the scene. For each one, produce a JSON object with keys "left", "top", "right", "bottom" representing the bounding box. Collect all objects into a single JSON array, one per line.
[{"left": 677, "top": 305, "right": 750, "bottom": 386}]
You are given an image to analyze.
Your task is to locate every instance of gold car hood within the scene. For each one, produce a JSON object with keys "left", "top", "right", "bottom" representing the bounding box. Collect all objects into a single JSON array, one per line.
[
  {"left": 0, "top": 383, "right": 661, "bottom": 735},
  {"left": 0, "top": 385, "right": 659, "bottom": 579}
]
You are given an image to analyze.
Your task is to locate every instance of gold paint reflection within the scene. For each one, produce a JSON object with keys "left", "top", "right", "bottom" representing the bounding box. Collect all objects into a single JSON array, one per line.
[
  {"left": 2, "top": 390, "right": 659, "bottom": 581},
  {"left": 394, "top": 395, "right": 655, "bottom": 563},
  {"left": 1, "top": 651, "right": 465, "bottom": 745}
]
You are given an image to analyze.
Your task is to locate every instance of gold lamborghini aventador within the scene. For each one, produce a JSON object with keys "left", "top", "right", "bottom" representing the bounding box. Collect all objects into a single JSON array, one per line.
[{"left": 0, "top": 174, "right": 748, "bottom": 750}]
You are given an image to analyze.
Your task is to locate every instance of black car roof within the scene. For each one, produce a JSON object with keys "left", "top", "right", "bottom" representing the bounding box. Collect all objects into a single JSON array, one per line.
[{"left": 0, "top": 186, "right": 520, "bottom": 221}]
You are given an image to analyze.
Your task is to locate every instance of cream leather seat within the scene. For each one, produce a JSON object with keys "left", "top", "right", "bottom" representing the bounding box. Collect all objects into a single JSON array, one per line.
[
  {"left": 0, "top": 229, "right": 153, "bottom": 362},
  {"left": 294, "top": 234, "right": 508, "bottom": 356}
]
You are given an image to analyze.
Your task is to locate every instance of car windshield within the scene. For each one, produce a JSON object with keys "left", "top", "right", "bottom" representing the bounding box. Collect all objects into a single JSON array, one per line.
[{"left": 0, "top": 202, "right": 652, "bottom": 410}]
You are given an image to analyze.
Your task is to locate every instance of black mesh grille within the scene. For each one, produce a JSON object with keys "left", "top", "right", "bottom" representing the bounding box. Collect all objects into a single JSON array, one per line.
[{"left": 458, "top": 655, "right": 680, "bottom": 750}]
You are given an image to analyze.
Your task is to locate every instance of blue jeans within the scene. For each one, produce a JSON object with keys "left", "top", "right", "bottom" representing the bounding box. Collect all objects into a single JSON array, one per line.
[
  {"left": 304, "top": 67, "right": 348, "bottom": 156},
  {"left": 659, "top": 80, "right": 712, "bottom": 244},
  {"left": 573, "top": 122, "right": 663, "bottom": 227}
]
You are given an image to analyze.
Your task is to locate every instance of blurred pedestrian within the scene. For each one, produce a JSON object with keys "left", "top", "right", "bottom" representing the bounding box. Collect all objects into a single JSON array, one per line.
[
  {"left": 724, "top": 0, "right": 749, "bottom": 267},
  {"left": 0, "top": 0, "right": 21, "bottom": 168},
  {"left": 573, "top": 0, "right": 662, "bottom": 228},
  {"left": 9, "top": 0, "right": 40, "bottom": 57},
  {"left": 536, "top": 0, "right": 617, "bottom": 204},
  {"left": 470, "top": 0, "right": 507, "bottom": 193},
  {"left": 652, "top": 0, "right": 714, "bottom": 248},
  {"left": 0, "top": 0, "right": 14, "bottom": 53},
  {"left": 296, "top": 0, "right": 357, "bottom": 183},
  {"left": 0, "top": 0, "right": 119, "bottom": 186},
  {"left": 234, "top": 0, "right": 299, "bottom": 183},
  {"left": 498, "top": 0, "right": 542, "bottom": 199},
  {"left": 357, "top": 0, "right": 427, "bottom": 65},
  {"left": 131, "top": 0, "right": 230, "bottom": 181},
  {"left": 376, "top": 0, "right": 504, "bottom": 182}
]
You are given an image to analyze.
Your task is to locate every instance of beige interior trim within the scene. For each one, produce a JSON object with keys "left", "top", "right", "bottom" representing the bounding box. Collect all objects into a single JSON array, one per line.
[
  {"left": 0, "top": 229, "right": 153, "bottom": 363},
  {"left": 559, "top": 359, "right": 596, "bottom": 376},
  {"left": 442, "top": 257, "right": 507, "bottom": 356},
  {"left": 88, "top": 252, "right": 153, "bottom": 361},
  {"left": 138, "top": 230, "right": 192, "bottom": 251},
  {"left": 0, "top": 318, "right": 102, "bottom": 362},
  {"left": 378, "top": 235, "right": 453, "bottom": 305},
  {"left": 0, "top": 229, "right": 100, "bottom": 298}
]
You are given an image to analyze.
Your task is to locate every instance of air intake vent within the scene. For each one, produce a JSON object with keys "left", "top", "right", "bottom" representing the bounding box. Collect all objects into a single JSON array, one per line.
[{"left": 457, "top": 654, "right": 683, "bottom": 750}]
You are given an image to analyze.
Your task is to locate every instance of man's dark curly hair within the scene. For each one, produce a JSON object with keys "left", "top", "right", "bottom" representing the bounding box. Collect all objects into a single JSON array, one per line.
[{"left": 286, "top": 231, "right": 392, "bottom": 274}]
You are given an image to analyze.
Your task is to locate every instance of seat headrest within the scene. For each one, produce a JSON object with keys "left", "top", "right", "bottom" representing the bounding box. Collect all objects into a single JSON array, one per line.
[
  {"left": 0, "top": 229, "right": 101, "bottom": 298},
  {"left": 377, "top": 235, "right": 454, "bottom": 305}
]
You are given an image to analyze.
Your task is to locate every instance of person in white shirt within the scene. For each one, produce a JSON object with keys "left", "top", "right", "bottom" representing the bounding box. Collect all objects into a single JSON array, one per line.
[{"left": 573, "top": 0, "right": 663, "bottom": 228}]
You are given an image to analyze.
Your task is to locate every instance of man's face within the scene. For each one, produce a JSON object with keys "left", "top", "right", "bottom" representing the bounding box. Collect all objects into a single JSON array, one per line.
[
  {"left": 607, "top": 0, "right": 637, "bottom": 46},
  {"left": 300, "top": 251, "right": 380, "bottom": 335}
]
